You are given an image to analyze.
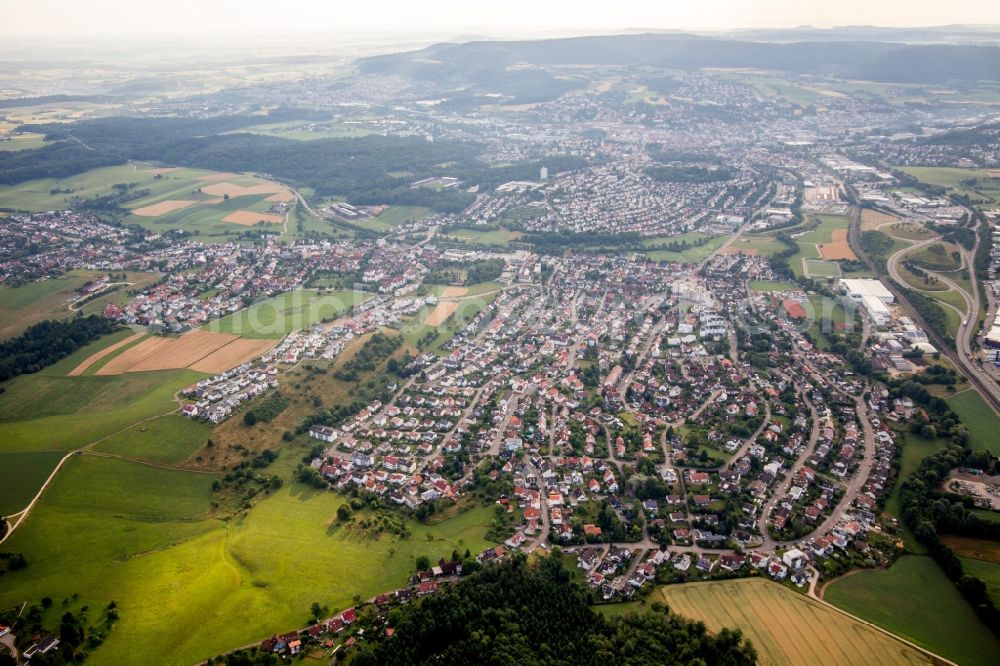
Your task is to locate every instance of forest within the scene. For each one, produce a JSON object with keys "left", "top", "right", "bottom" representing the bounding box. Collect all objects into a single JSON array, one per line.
[
  {"left": 353, "top": 555, "right": 756, "bottom": 666},
  {"left": 0, "top": 315, "right": 118, "bottom": 381}
]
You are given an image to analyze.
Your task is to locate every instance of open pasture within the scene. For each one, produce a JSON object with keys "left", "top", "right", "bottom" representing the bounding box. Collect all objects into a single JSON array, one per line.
[
  {"left": 0, "top": 450, "right": 66, "bottom": 515},
  {"left": 659, "top": 578, "right": 934, "bottom": 666},
  {"left": 0, "top": 368, "right": 204, "bottom": 453},
  {"left": 93, "top": 414, "right": 210, "bottom": 465},
  {"left": 0, "top": 454, "right": 494, "bottom": 666},
  {"left": 825, "top": 555, "right": 1000, "bottom": 665}
]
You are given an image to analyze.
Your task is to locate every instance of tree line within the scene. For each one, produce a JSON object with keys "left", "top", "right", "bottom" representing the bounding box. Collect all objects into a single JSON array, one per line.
[{"left": 0, "top": 315, "right": 118, "bottom": 382}]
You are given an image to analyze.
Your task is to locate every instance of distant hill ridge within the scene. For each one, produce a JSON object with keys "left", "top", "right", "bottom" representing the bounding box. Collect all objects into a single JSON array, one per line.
[{"left": 357, "top": 32, "right": 1000, "bottom": 84}]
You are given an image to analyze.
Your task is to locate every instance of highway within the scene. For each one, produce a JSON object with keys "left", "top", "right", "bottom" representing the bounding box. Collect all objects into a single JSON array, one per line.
[{"left": 846, "top": 198, "right": 1000, "bottom": 418}]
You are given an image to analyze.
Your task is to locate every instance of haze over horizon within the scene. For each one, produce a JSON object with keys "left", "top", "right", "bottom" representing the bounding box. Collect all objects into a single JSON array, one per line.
[{"left": 6, "top": 0, "right": 1000, "bottom": 41}]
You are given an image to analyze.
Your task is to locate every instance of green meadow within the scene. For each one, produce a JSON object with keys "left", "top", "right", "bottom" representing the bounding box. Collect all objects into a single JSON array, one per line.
[
  {"left": 947, "top": 389, "right": 1000, "bottom": 455},
  {"left": 899, "top": 167, "right": 1000, "bottom": 204},
  {"left": 825, "top": 555, "right": 1000, "bottom": 666},
  {"left": 0, "top": 451, "right": 66, "bottom": 515},
  {"left": 0, "top": 454, "right": 496, "bottom": 665},
  {"left": 93, "top": 415, "right": 211, "bottom": 465},
  {"left": 206, "top": 288, "right": 372, "bottom": 339},
  {"left": 0, "top": 368, "right": 203, "bottom": 454},
  {"left": 642, "top": 232, "right": 727, "bottom": 264},
  {"left": 446, "top": 227, "right": 524, "bottom": 245},
  {"left": 350, "top": 205, "right": 430, "bottom": 232}
]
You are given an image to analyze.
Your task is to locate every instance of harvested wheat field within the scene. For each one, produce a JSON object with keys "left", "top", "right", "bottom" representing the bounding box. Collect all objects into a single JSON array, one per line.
[
  {"left": 141, "top": 167, "right": 180, "bottom": 176},
  {"left": 659, "top": 579, "right": 933, "bottom": 666},
  {"left": 97, "top": 330, "right": 239, "bottom": 374},
  {"left": 819, "top": 229, "right": 856, "bottom": 260},
  {"left": 189, "top": 338, "right": 277, "bottom": 373},
  {"left": 96, "top": 335, "right": 175, "bottom": 375},
  {"left": 425, "top": 301, "right": 459, "bottom": 327},
  {"left": 861, "top": 208, "right": 900, "bottom": 231},
  {"left": 223, "top": 210, "right": 284, "bottom": 226},
  {"left": 266, "top": 190, "right": 294, "bottom": 202},
  {"left": 68, "top": 332, "right": 147, "bottom": 376},
  {"left": 200, "top": 182, "right": 285, "bottom": 199},
  {"left": 439, "top": 286, "right": 468, "bottom": 298},
  {"left": 131, "top": 200, "right": 197, "bottom": 217},
  {"left": 127, "top": 330, "right": 238, "bottom": 372}
]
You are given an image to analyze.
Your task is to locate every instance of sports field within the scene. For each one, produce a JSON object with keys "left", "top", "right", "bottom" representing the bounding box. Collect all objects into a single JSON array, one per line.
[
  {"left": 749, "top": 280, "right": 799, "bottom": 292},
  {"left": 946, "top": 389, "right": 1000, "bottom": 455},
  {"left": 658, "top": 578, "right": 934, "bottom": 666},
  {"left": 349, "top": 205, "right": 430, "bottom": 232},
  {"left": 0, "top": 454, "right": 495, "bottom": 665},
  {"left": 824, "top": 555, "right": 1000, "bottom": 665},
  {"left": 206, "top": 289, "right": 372, "bottom": 339}
]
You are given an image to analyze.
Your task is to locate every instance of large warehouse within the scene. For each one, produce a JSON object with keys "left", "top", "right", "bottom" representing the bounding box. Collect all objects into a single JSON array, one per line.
[{"left": 840, "top": 278, "right": 894, "bottom": 325}]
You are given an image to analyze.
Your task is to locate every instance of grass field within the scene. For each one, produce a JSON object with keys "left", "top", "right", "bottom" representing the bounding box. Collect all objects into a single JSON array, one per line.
[
  {"left": 0, "top": 132, "right": 50, "bottom": 151},
  {"left": 0, "top": 454, "right": 495, "bottom": 665},
  {"left": 0, "top": 368, "right": 203, "bottom": 454},
  {"left": 961, "top": 558, "right": 1000, "bottom": 603},
  {"left": 93, "top": 415, "right": 210, "bottom": 465},
  {"left": 350, "top": 205, "right": 430, "bottom": 232},
  {"left": 446, "top": 227, "right": 524, "bottom": 245},
  {"left": 0, "top": 270, "right": 156, "bottom": 341},
  {"left": 788, "top": 214, "right": 853, "bottom": 278},
  {"left": 824, "top": 555, "right": 1000, "bottom": 665},
  {"left": 659, "top": 578, "right": 934, "bottom": 666},
  {"left": 804, "top": 258, "right": 842, "bottom": 277},
  {"left": 749, "top": 280, "right": 798, "bottom": 292},
  {"left": 642, "top": 232, "right": 726, "bottom": 264},
  {"left": 206, "top": 289, "right": 371, "bottom": 339},
  {"left": 898, "top": 167, "right": 1000, "bottom": 204},
  {"left": 947, "top": 389, "right": 1000, "bottom": 455},
  {"left": 0, "top": 450, "right": 66, "bottom": 515}
]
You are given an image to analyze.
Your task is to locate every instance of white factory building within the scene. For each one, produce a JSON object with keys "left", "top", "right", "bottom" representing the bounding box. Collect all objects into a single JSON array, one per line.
[{"left": 840, "top": 278, "right": 894, "bottom": 326}]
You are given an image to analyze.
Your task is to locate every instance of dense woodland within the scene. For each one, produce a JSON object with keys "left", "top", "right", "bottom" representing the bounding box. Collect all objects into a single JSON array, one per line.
[
  {"left": 0, "top": 316, "right": 118, "bottom": 381},
  {"left": 353, "top": 555, "right": 757, "bottom": 666}
]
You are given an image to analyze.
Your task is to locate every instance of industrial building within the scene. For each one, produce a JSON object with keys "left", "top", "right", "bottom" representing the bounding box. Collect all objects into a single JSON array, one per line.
[{"left": 840, "top": 278, "right": 894, "bottom": 326}]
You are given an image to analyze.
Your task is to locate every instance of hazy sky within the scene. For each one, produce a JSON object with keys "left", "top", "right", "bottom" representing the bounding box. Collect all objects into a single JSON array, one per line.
[{"left": 6, "top": 0, "right": 1000, "bottom": 38}]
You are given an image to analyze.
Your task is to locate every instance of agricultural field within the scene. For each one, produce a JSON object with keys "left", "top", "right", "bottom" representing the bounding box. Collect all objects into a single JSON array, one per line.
[
  {"left": 206, "top": 289, "right": 372, "bottom": 339},
  {"left": 658, "top": 578, "right": 933, "bottom": 666},
  {"left": 0, "top": 270, "right": 157, "bottom": 341},
  {"left": 0, "top": 131, "right": 50, "bottom": 152},
  {"left": 226, "top": 119, "right": 377, "bottom": 141},
  {"left": 946, "top": 389, "right": 1000, "bottom": 454},
  {"left": 824, "top": 555, "right": 1000, "bottom": 665},
  {"left": 0, "top": 453, "right": 496, "bottom": 666},
  {"left": 788, "top": 214, "right": 854, "bottom": 278},
  {"left": 0, "top": 163, "right": 296, "bottom": 240}
]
